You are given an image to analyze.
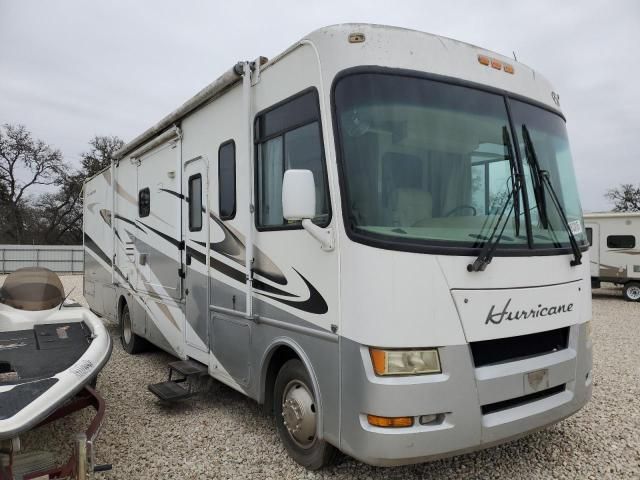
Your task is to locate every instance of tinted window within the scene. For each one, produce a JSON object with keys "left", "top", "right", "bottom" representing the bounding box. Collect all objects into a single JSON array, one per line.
[
  {"left": 607, "top": 235, "right": 635, "bottom": 249},
  {"left": 219, "top": 141, "right": 236, "bottom": 220},
  {"left": 586, "top": 227, "right": 593, "bottom": 246},
  {"left": 138, "top": 188, "right": 150, "bottom": 217},
  {"left": 188, "top": 174, "right": 202, "bottom": 231},
  {"left": 256, "top": 90, "right": 330, "bottom": 229}
]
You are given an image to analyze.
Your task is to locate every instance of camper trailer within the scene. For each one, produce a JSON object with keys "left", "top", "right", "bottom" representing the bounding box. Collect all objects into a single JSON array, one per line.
[
  {"left": 584, "top": 212, "right": 640, "bottom": 301},
  {"left": 83, "top": 24, "right": 593, "bottom": 468}
]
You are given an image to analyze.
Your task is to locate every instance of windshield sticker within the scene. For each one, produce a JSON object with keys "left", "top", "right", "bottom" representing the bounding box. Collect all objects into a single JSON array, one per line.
[{"left": 569, "top": 220, "right": 582, "bottom": 235}]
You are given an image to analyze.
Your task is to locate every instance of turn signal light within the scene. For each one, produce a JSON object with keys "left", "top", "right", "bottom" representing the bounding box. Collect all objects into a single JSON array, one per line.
[{"left": 367, "top": 414, "right": 414, "bottom": 428}]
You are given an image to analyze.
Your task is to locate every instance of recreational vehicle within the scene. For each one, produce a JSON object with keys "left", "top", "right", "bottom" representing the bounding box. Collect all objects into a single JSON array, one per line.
[
  {"left": 584, "top": 212, "right": 640, "bottom": 301},
  {"left": 83, "top": 24, "right": 593, "bottom": 468}
]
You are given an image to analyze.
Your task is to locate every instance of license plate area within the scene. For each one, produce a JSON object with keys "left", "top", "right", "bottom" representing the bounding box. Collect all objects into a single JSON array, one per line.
[{"left": 524, "top": 368, "right": 549, "bottom": 394}]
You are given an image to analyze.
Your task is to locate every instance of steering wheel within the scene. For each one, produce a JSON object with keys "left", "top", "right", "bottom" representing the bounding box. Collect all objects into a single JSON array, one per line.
[{"left": 444, "top": 205, "right": 477, "bottom": 217}]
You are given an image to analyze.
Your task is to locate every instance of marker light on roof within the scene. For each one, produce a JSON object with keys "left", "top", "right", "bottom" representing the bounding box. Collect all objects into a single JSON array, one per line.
[{"left": 477, "top": 54, "right": 515, "bottom": 74}]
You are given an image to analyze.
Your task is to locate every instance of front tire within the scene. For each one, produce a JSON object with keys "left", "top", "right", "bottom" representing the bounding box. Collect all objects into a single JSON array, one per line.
[
  {"left": 623, "top": 281, "right": 640, "bottom": 302},
  {"left": 273, "top": 359, "right": 338, "bottom": 470},
  {"left": 119, "top": 303, "right": 148, "bottom": 354}
]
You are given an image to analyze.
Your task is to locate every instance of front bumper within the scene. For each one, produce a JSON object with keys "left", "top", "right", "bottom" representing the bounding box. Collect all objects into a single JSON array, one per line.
[{"left": 339, "top": 322, "right": 592, "bottom": 466}]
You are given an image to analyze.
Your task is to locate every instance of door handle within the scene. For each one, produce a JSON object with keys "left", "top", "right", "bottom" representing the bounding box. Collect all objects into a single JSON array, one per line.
[{"left": 186, "top": 253, "right": 192, "bottom": 265}]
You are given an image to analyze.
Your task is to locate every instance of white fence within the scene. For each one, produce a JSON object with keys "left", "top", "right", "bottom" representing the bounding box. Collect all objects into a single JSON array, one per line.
[{"left": 0, "top": 245, "right": 83, "bottom": 274}]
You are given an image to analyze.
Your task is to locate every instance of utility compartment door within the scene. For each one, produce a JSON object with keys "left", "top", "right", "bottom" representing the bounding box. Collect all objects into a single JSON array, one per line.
[
  {"left": 183, "top": 156, "right": 210, "bottom": 353},
  {"left": 135, "top": 141, "right": 182, "bottom": 299}
]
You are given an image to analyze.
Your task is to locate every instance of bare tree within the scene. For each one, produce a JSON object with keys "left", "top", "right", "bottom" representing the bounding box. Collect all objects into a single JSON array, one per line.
[
  {"left": 37, "top": 135, "right": 124, "bottom": 244},
  {"left": 36, "top": 171, "right": 85, "bottom": 244},
  {"left": 605, "top": 184, "right": 640, "bottom": 212},
  {"left": 0, "top": 124, "right": 66, "bottom": 242},
  {"left": 81, "top": 135, "right": 124, "bottom": 177}
]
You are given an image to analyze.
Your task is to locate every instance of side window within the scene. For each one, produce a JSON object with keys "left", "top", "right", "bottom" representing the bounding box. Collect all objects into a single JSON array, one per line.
[
  {"left": 586, "top": 227, "right": 593, "bottom": 246},
  {"left": 607, "top": 235, "right": 635, "bottom": 249},
  {"left": 138, "top": 188, "right": 150, "bottom": 218},
  {"left": 255, "top": 89, "right": 330, "bottom": 229},
  {"left": 218, "top": 141, "right": 236, "bottom": 220},
  {"left": 188, "top": 174, "right": 202, "bottom": 231}
]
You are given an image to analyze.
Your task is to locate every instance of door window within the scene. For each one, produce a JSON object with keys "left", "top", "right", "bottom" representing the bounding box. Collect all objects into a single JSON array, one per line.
[
  {"left": 188, "top": 174, "right": 203, "bottom": 231},
  {"left": 255, "top": 89, "right": 330, "bottom": 229}
]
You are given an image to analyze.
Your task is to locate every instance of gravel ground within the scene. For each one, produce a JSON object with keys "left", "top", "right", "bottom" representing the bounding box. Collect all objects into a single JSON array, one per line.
[{"left": 5, "top": 275, "right": 640, "bottom": 479}]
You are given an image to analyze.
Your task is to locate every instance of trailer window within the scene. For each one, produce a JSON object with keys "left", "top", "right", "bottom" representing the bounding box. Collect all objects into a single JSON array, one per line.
[
  {"left": 138, "top": 188, "right": 150, "bottom": 218},
  {"left": 607, "top": 235, "right": 635, "bottom": 249},
  {"left": 188, "top": 174, "right": 202, "bottom": 231},
  {"left": 586, "top": 227, "right": 593, "bottom": 246},
  {"left": 218, "top": 140, "right": 236, "bottom": 220},
  {"left": 255, "top": 89, "right": 330, "bottom": 230}
]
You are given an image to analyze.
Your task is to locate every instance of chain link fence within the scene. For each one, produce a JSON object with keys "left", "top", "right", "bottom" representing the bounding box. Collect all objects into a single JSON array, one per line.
[{"left": 0, "top": 245, "right": 83, "bottom": 274}]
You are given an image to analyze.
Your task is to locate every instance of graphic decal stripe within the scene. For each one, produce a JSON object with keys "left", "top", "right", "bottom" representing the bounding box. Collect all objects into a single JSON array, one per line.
[
  {"left": 160, "top": 188, "right": 184, "bottom": 199},
  {"left": 84, "top": 233, "right": 111, "bottom": 266},
  {"left": 115, "top": 214, "right": 145, "bottom": 232},
  {"left": 135, "top": 206, "right": 328, "bottom": 315},
  {"left": 258, "top": 268, "right": 329, "bottom": 315}
]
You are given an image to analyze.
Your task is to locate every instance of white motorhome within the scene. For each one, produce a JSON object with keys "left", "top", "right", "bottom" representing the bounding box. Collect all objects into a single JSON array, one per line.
[
  {"left": 584, "top": 212, "right": 640, "bottom": 301},
  {"left": 83, "top": 24, "right": 593, "bottom": 468}
]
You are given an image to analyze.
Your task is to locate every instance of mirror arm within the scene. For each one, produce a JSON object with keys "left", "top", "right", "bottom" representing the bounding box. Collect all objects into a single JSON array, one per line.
[{"left": 302, "top": 219, "right": 334, "bottom": 251}]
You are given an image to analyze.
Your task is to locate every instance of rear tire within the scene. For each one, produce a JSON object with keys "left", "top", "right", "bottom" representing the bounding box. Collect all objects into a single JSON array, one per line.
[
  {"left": 273, "top": 359, "right": 338, "bottom": 470},
  {"left": 623, "top": 282, "right": 640, "bottom": 302},
  {"left": 119, "top": 303, "right": 148, "bottom": 354}
]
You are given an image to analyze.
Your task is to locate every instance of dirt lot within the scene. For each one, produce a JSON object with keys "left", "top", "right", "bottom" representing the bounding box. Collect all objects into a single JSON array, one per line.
[{"left": 10, "top": 276, "right": 640, "bottom": 479}]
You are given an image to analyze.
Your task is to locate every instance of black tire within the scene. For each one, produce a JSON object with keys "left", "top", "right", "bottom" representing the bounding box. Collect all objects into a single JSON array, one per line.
[
  {"left": 623, "top": 282, "right": 640, "bottom": 302},
  {"left": 119, "top": 302, "right": 148, "bottom": 354},
  {"left": 273, "top": 359, "right": 338, "bottom": 470}
]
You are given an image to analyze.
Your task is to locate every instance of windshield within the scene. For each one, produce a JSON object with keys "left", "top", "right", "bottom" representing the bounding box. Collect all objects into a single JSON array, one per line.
[
  {"left": 510, "top": 100, "right": 587, "bottom": 247},
  {"left": 333, "top": 71, "right": 586, "bottom": 251},
  {"left": 0, "top": 267, "right": 65, "bottom": 311}
]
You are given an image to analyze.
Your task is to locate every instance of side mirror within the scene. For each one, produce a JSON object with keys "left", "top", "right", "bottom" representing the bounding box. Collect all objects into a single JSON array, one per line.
[{"left": 282, "top": 169, "right": 316, "bottom": 221}]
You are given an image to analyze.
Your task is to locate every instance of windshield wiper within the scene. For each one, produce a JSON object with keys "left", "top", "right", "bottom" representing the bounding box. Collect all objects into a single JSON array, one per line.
[
  {"left": 503, "top": 126, "right": 521, "bottom": 237},
  {"left": 522, "top": 125, "right": 582, "bottom": 266},
  {"left": 467, "top": 126, "right": 522, "bottom": 272},
  {"left": 467, "top": 174, "right": 522, "bottom": 272}
]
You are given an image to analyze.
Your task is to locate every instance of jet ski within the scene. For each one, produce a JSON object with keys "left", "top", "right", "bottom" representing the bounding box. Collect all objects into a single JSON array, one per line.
[{"left": 0, "top": 268, "right": 112, "bottom": 479}]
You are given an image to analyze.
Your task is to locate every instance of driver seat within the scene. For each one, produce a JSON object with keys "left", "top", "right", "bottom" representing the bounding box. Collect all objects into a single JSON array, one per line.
[{"left": 392, "top": 189, "right": 433, "bottom": 227}]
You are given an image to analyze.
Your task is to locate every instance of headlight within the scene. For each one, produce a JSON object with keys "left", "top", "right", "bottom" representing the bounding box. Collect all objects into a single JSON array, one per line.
[{"left": 369, "top": 347, "right": 441, "bottom": 376}]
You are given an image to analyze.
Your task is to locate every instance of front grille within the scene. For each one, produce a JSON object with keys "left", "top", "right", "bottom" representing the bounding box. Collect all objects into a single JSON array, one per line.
[
  {"left": 481, "top": 384, "right": 566, "bottom": 415},
  {"left": 470, "top": 327, "right": 569, "bottom": 368}
]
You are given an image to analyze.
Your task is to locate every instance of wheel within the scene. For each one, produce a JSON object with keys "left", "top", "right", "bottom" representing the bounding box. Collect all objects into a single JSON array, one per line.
[
  {"left": 119, "top": 303, "right": 147, "bottom": 354},
  {"left": 623, "top": 282, "right": 640, "bottom": 302},
  {"left": 273, "top": 359, "right": 338, "bottom": 470}
]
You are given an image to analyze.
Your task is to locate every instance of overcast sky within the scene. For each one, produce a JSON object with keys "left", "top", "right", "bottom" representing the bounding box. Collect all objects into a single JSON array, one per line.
[{"left": 1, "top": 0, "right": 638, "bottom": 211}]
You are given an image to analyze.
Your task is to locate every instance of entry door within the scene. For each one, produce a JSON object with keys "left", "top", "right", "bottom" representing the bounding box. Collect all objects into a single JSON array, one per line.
[
  {"left": 183, "top": 156, "right": 210, "bottom": 353},
  {"left": 587, "top": 223, "right": 599, "bottom": 277}
]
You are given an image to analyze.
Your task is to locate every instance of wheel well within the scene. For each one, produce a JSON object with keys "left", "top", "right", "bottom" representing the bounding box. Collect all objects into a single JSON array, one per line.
[
  {"left": 117, "top": 295, "right": 128, "bottom": 321},
  {"left": 264, "top": 345, "right": 299, "bottom": 414}
]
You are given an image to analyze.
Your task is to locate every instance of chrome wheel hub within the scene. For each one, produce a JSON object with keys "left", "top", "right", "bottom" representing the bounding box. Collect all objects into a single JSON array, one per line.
[
  {"left": 282, "top": 380, "right": 316, "bottom": 448},
  {"left": 628, "top": 285, "right": 640, "bottom": 301},
  {"left": 122, "top": 311, "right": 132, "bottom": 344}
]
